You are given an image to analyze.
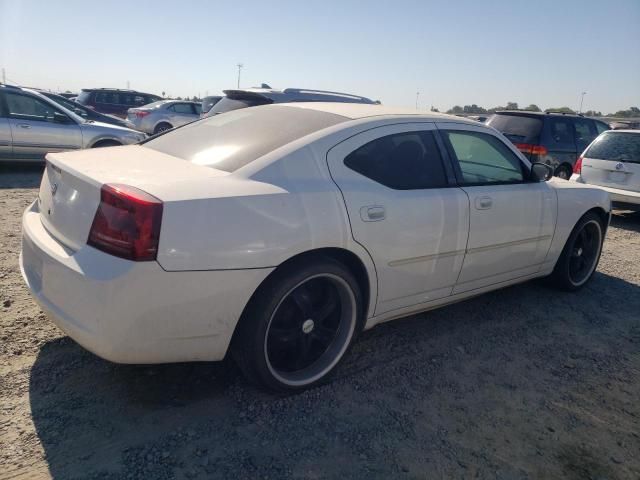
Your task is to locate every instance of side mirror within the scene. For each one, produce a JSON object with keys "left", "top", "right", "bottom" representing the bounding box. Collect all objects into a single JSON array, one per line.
[
  {"left": 53, "top": 112, "right": 72, "bottom": 124},
  {"left": 530, "top": 162, "right": 554, "bottom": 182}
]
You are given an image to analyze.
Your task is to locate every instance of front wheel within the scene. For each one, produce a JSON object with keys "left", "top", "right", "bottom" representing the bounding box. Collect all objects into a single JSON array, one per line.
[
  {"left": 232, "top": 258, "right": 362, "bottom": 392},
  {"left": 551, "top": 212, "right": 604, "bottom": 291},
  {"left": 153, "top": 123, "right": 172, "bottom": 135}
]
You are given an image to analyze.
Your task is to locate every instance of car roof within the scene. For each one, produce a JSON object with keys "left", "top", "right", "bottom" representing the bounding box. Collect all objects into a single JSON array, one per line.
[
  {"left": 279, "top": 102, "right": 476, "bottom": 124},
  {"left": 603, "top": 129, "right": 639, "bottom": 134}
]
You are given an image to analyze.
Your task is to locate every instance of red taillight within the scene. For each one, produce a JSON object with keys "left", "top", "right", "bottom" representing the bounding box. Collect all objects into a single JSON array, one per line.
[
  {"left": 133, "top": 110, "right": 150, "bottom": 118},
  {"left": 87, "top": 184, "right": 163, "bottom": 261},
  {"left": 514, "top": 143, "right": 548, "bottom": 156},
  {"left": 574, "top": 156, "right": 583, "bottom": 174}
]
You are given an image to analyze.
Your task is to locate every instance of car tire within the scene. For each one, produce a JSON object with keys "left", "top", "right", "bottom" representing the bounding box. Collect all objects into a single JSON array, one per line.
[
  {"left": 153, "top": 123, "right": 172, "bottom": 135},
  {"left": 232, "top": 257, "right": 363, "bottom": 392},
  {"left": 550, "top": 212, "right": 604, "bottom": 291},
  {"left": 555, "top": 165, "right": 572, "bottom": 180},
  {"left": 92, "top": 140, "right": 121, "bottom": 148}
]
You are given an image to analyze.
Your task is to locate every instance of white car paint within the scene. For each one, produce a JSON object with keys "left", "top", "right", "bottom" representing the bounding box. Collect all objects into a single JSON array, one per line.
[
  {"left": 20, "top": 103, "right": 611, "bottom": 364},
  {"left": 571, "top": 130, "right": 640, "bottom": 207}
]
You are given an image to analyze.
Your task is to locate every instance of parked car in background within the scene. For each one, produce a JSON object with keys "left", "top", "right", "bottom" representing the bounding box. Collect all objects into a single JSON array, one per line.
[
  {"left": 0, "top": 84, "right": 146, "bottom": 163},
  {"left": 57, "top": 92, "right": 78, "bottom": 99},
  {"left": 39, "top": 91, "right": 135, "bottom": 129},
  {"left": 201, "top": 95, "right": 222, "bottom": 116},
  {"left": 204, "top": 86, "right": 377, "bottom": 117},
  {"left": 75, "top": 88, "right": 162, "bottom": 118},
  {"left": 486, "top": 111, "right": 611, "bottom": 179},
  {"left": 611, "top": 121, "right": 640, "bottom": 130},
  {"left": 20, "top": 103, "right": 610, "bottom": 392},
  {"left": 571, "top": 130, "right": 640, "bottom": 210},
  {"left": 126, "top": 100, "right": 202, "bottom": 135}
]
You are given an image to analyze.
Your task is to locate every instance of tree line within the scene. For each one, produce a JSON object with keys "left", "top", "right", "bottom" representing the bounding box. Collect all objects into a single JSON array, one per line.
[{"left": 444, "top": 103, "right": 639, "bottom": 118}]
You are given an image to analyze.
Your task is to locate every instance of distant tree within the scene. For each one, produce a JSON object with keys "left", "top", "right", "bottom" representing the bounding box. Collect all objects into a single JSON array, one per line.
[
  {"left": 430, "top": 105, "right": 439, "bottom": 112},
  {"left": 463, "top": 104, "right": 487, "bottom": 114},
  {"left": 176, "top": 96, "right": 182, "bottom": 100},
  {"left": 447, "top": 105, "right": 464, "bottom": 114},
  {"left": 487, "top": 105, "right": 504, "bottom": 113},
  {"left": 505, "top": 102, "right": 518, "bottom": 110},
  {"left": 547, "top": 106, "right": 575, "bottom": 114},
  {"left": 583, "top": 110, "right": 603, "bottom": 117},
  {"left": 609, "top": 106, "right": 640, "bottom": 118},
  {"left": 192, "top": 96, "right": 199, "bottom": 102},
  {"left": 523, "top": 104, "right": 541, "bottom": 112},
  {"left": 162, "top": 91, "right": 166, "bottom": 97}
]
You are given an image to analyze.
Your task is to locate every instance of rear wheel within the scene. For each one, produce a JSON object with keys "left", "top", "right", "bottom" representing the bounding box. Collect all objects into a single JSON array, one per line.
[
  {"left": 551, "top": 212, "right": 604, "bottom": 291},
  {"left": 153, "top": 123, "right": 172, "bottom": 135},
  {"left": 555, "top": 165, "right": 572, "bottom": 180},
  {"left": 232, "top": 258, "right": 362, "bottom": 392}
]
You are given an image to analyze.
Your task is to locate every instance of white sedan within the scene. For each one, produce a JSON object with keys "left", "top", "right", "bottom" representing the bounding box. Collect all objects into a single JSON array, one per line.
[{"left": 20, "top": 103, "right": 611, "bottom": 391}]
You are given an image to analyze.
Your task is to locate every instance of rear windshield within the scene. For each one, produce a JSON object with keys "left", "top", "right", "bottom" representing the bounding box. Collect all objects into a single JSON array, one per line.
[
  {"left": 486, "top": 114, "right": 543, "bottom": 143},
  {"left": 585, "top": 132, "right": 640, "bottom": 163},
  {"left": 202, "top": 96, "right": 221, "bottom": 113},
  {"left": 208, "top": 95, "right": 273, "bottom": 116},
  {"left": 144, "top": 105, "right": 347, "bottom": 172}
]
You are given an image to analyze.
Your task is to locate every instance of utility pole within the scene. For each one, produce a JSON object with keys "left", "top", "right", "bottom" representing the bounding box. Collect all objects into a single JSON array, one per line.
[
  {"left": 2, "top": 68, "right": 5, "bottom": 84},
  {"left": 579, "top": 91, "right": 587, "bottom": 113},
  {"left": 127, "top": 80, "right": 130, "bottom": 89},
  {"left": 415, "top": 91, "right": 420, "bottom": 110},
  {"left": 237, "top": 63, "right": 243, "bottom": 88}
]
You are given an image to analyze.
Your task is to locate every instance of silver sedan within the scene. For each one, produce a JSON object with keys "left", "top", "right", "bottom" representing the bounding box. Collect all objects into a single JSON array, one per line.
[
  {"left": 126, "top": 100, "right": 202, "bottom": 135},
  {"left": 0, "top": 85, "right": 146, "bottom": 164}
]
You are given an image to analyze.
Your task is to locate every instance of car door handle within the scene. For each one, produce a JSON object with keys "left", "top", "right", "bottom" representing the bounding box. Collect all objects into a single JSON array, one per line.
[
  {"left": 475, "top": 196, "right": 493, "bottom": 210},
  {"left": 18, "top": 124, "right": 31, "bottom": 129},
  {"left": 360, "top": 205, "right": 386, "bottom": 222}
]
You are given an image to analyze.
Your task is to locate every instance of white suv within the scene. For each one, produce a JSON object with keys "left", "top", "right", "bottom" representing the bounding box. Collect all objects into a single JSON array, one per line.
[{"left": 571, "top": 130, "right": 640, "bottom": 209}]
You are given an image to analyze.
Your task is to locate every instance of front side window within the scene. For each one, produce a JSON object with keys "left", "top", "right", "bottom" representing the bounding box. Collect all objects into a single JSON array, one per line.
[
  {"left": 4, "top": 92, "right": 63, "bottom": 123},
  {"left": 442, "top": 130, "right": 524, "bottom": 184},
  {"left": 344, "top": 131, "right": 447, "bottom": 190}
]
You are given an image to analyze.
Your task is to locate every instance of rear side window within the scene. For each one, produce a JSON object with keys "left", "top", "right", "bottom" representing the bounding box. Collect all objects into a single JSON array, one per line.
[
  {"left": 585, "top": 132, "right": 640, "bottom": 164},
  {"left": 548, "top": 118, "right": 574, "bottom": 144},
  {"left": 344, "top": 131, "right": 447, "bottom": 189},
  {"left": 573, "top": 118, "right": 597, "bottom": 142},
  {"left": 595, "top": 121, "right": 610, "bottom": 134},
  {"left": 169, "top": 103, "right": 194, "bottom": 114},
  {"left": 486, "top": 114, "right": 542, "bottom": 143},
  {"left": 95, "top": 92, "right": 120, "bottom": 104},
  {"left": 442, "top": 130, "right": 524, "bottom": 184},
  {"left": 144, "top": 105, "right": 346, "bottom": 172}
]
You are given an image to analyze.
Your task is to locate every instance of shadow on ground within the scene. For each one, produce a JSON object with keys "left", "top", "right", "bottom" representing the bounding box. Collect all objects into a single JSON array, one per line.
[
  {"left": 0, "top": 164, "right": 44, "bottom": 189},
  {"left": 611, "top": 209, "right": 640, "bottom": 233},
  {"left": 29, "top": 271, "right": 640, "bottom": 479}
]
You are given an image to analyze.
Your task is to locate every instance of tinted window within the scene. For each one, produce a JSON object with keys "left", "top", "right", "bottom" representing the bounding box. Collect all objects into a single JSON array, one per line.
[
  {"left": 595, "top": 121, "right": 610, "bottom": 134},
  {"left": 208, "top": 96, "right": 273, "bottom": 115},
  {"left": 5, "top": 92, "right": 64, "bottom": 123},
  {"left": 573, "top": 118, "right": 597, "bottom": 142},
  {"left": 486, "top": 114, "right": 543, "bottom": 144},
  {"left": 202, "top": 96, "right": 221, "bottom": 113},
  {"left": 443, "top": 130, "right": 524, "bottom": 184},
  {"left": 144, "top": 105, "right": 346, "bottom": 172},
  {"left": 95, "top": 92, "right": 120, "bottom": 104},
  {"left": 585, "top": 132, "right": 640, "bottom": 164},
  {"left": 76, "top": 91, "right": 91, "bottom": 104},
  {"left": 170, "top": 103, "right": 194, "bottom": 114},
  {"left": 344, "top": 131, "right": 447, "bottom": 189},
  {"left": 548, "top": 118, "right": 574, "bottom": 144}
]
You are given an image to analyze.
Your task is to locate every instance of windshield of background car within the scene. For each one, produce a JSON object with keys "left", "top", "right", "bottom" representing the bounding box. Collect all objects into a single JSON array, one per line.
[
  {"left": 584, "top": 132, "right": 640, "bottom": 163},
  {"left": 207, "top": 95, "right": 274, "bottom": 116},
  {"left": 486, "top": 114, "right": 543, "bottom": 144},
  {"left": 144, "top": 105, "right": 347, "bottom": 172}
]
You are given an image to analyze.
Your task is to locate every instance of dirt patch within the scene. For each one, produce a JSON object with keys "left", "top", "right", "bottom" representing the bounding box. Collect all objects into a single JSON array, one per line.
[{"left": 1, "top": 167, "right": 639, "bottom": 479}]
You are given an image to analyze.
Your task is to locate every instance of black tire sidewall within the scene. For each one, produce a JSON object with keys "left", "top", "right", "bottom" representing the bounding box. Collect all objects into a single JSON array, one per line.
[
  {"left": 154, "top": 123, "right": 172, "bottom": 135},
  {"left": 553, "top": 212, "right": 604, "bottom": 291},
  {"left": 232, "top": 257, "right": 363, "bottom": 392}
]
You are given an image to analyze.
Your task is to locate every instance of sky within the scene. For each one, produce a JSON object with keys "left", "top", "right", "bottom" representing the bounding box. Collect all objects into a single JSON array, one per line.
[{"left": 1, "top": 0, "right": 639, "bottom": 114}]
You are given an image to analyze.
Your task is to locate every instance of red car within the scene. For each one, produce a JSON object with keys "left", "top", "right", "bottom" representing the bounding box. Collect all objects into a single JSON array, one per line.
[{"left": 75, "top": 88, "right": 162, "bottom": 118}]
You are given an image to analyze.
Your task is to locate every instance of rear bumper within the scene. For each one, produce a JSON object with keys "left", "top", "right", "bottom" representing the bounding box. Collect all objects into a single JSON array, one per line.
[
  {"left": 20, "top": 201, "right": 273, "bottom": 364},
  {"left": 570, "top": 175, "right": 640, "bottom": 206}
]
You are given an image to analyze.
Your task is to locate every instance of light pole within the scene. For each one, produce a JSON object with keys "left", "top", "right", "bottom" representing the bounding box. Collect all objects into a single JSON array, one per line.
[
  {"left": 237, "top": 63, "right": 243, "bottom": 88},
  {"left": 579, "top": 91, "right": 587, "bottom": 113},
  {"left": 415, "top": 91, "right": 420, "bottom": 110}
]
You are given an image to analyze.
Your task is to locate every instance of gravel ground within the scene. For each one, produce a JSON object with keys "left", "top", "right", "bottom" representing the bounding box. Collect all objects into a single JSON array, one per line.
[{"left": 1, "top": 166, "right": 639, "bottom": 480}]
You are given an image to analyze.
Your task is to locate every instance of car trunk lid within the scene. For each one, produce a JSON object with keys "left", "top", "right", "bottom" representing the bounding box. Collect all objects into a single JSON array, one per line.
[{"left": 39, "top": 145, "right": 228, "bottom": 251}]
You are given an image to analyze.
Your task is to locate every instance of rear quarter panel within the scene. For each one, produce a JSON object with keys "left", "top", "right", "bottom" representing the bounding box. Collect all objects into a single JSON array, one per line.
[{"left": 544, "top": 179, "right": 611, "bottom": 270}]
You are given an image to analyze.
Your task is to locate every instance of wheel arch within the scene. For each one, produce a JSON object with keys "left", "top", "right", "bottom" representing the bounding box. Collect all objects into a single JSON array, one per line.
[
  {"left": 230, "top": 247, "right": 375, "bottom": 348},
  {"left": 89, "top": 137, "right": 123, "bottom": 148}
]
